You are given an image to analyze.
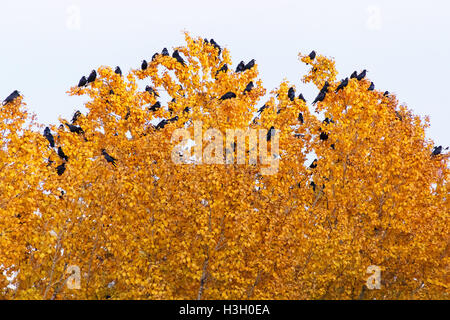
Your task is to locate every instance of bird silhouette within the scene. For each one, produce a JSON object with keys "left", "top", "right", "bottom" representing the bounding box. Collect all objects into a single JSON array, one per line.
[
  {"left": 243, "top": 81, "right": 254, "bottom": 94},
  {"left": 78, "top": 76, "right": 87, "bottom": 87},
  {"left": 71, "top": 110, "right": 81, "bottom": 124},
  {"left": 2, "top": 90, "right": 20, "bottom": 105},
  {"left": 215, "top": 64, "right": 228, "bottom": 77},
  {"left": 383, "top": 91, "right": 390, "bottom": 97},
  {"left": 43, "top": 127, "right": 55, "bottom": 148},
  {"left": 244, "top": 59, "right": 255, "bottom": 71},
  {"left": 172, "top": 50, "right": 186, "bottom": 66},
  {"left": 56, "top": 163, "right": 66, "bottom": 176},
  {"left": 350, "top": 71, "right": 358, "bottom": 79},
  {"left": 258, "top": 104, "right": 269, "bottom": 113},
  {"left": 148, "top": 101, "right": 161, "bottom": 112},
  {"left": 101, "top": 149, "right": 117, "bottom": 167},
  {"left": 312, "top": 91, "right": 326, "bottom": 105},
  {"left": 141, "top": 60, "right": 148, "bottom": 70},
  {"left": 320, "top": 132, "right": 328, "bottom": 140},
  {"left": 368, "top": 82, "right": 375, "bottom": 91},
  {"left": 155, "top": 119, "right": 169, "bottom": 130},
  {"left": 288, "top": 87, "right": 295, "bottom": 101},
  {"left": 335, "top": 78, "right": 349, "bottom": 93},
  {"left": 162, "top": 48, "right": 169, "bottom": 56},
  {"left": 145, "top": 86, "right": 159, "bottom": 97},
  {"left": 432, "top": 146, "right": 442, "bottom": 156},
  {"left": 298, "top": 93, "right": 306, "bottom": 102},
  {"left": 210, "top": 39, "right": 221, "bottom": 55},
  {"left": 57, "top": 147, "right": 69, "bottom": 162},
  {"left": 298, "top": 113, "right": 304, "bottom": 124},
  {"left": 235, "top": 61, "right": 245, "bottom": 73},
  {"left": 219, "top": 92, "right": 236, "bottom": 100},
  {"left": 115, "top": 66, "right": 122, "bottom": 76},
  {"left": 308, "top": 51, "right": 316, "bottom": 60},
  {"left": 87, "top": 70, "right": 97, "bottom": 83},
  {"left": 65, "top": 123, "right": 84, "bottom": 135},
  {"left": 309, "top": 159, "right": 317, "bottom": 169},
  {"left": 357, "top": 70, "right": 367, "bottom": 81}
]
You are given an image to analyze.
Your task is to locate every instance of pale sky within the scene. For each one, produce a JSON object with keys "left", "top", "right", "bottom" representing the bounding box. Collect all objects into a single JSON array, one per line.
[{"left": 1, "top": 0, "right": 449, "bottom": 145}]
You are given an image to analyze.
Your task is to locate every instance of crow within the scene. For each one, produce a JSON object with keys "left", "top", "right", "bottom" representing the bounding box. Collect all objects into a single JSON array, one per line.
[
  {"left": 58, "top": 147, "right": 69, "bottom": 162},
  {"left": 309, "top": 159, "right": 317, "bottom": 169},
  {"left": 357, "top": 70, "right": 367, "bottom": 81},
  {"left": 183, "top": 106, "right": 190, "bottom": 113},
  {"left": 65, "top": 123, "right": 84, "bottom": 134},
  {"left": 267, "top": 126, "right": 275, "bottom": 141},
  {"left": 298, "top": 93, "right": 306, "bottom": 102},
  {"left": 219, "top": 92, "right": 236, "bottom": 100},
  {"left": 383, "top": 91, "right": 390, "bottom": 97},
  {"left": 115, "top": 66, "right": 122, "bottom": 76},
  {"left": 87, "top": 70, "right": 97, "bottom": 83},
  {"left": 288, "top": 87, "right": 295, "bottom": 101},
  {"left": 335, "top": 78, "right": 349, "bottom": 93},
  {"left": 162, "top": 48, "right": 169, "bottom": 56},
  {"left": 148, "top": 101, "right": 161, "bottom": 112},
  {"left": 203, "top": 38, "right": 209, "bottom": 44},
  {"left": 320, "top": 81, "right": 330, "bottom": 93},
  {"left": 102, "top": 149, "right": 117, "bottom": 167},
  {"left": 308, "top": 51, "right": 316, "bottom": 60},
  {"left": 78, "top": 76, "right": 87, "bottom": 87},
  {"left": 310, "top": 181, "right": 316, "bottom": 192},
  {"left": 145, "top": 86, "right": 159, "bottom": 97},
  {"left": 172, "top": 50, "right": 186, "bottom": 66},
  {"left": 350, "top": 71, "right": 358, "bottom": 79},
  {"left": 298, "top": 112, "right": 304, "bottom": 124},
  {"left": 243, "top": 81, "right": 254, "bottom": 94},
  {"left": 56, "top": 163, "right": 66, "bottom": 176},
  {"left": 235, "top": 61, "right": 245, "bottom": 73},
  {"left": 3, "top": 90, "right": 21, "bottom": 105},
  {"left": 312, "top": 91, "right": 326, "bottom": 105},
  {"left": 368, "top": 82, "right": 375, "bottom": 91},
  {"left": 155, "top": 119, "right": 169, "bottom": 130},
  {"left": 43, "top": 127, "right": 55, "bottom": 148},
  {"left": 432, "top": 146, "right": 442, "bottom": 156},
  {"left": 71, "top": 110, "right": 81, "bottom": 124},
  {"left": 215, "top": 64, "right": 228, "bottom": 77},
  {"left": 210, "top": 39, "right": 221, "bottom": 55},
  {"left": 258, "top": 104, "right": 269, "bottom": 113},
  {"left": 320, "top": 132, "right": 329, "bottom": 140},
  {"left": 141, "top": 60, "right": 148, "bottom": 70},
  {"left": 244, "top": 59, "right": 255, "bottom": 71},
  {"left": 168, "top": 115, "right": 179, "bottom": 123}
]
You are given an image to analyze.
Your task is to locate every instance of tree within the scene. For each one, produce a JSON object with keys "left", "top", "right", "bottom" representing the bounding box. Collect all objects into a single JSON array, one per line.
[{"left": 0, "top": 33, "right": 448, "bottom": 299}]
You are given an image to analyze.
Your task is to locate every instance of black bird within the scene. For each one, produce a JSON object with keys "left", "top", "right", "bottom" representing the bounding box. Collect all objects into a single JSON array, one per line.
[
  {"left": 168, "top": 116, "right": 179, "bottom": 123},
  {"left": 368, "top": 82, "right": 375, "bottom": 91},
  {"left": 298, "top": 93, "right": 306, "bottom": 102},
  {"left": 148, "top": 101, "right": 161, "bottom": 112},
  {"left": 267, "top": 126, "right": 275, "bottom": 141},
  {"left": 312, "top": 91, "right": 326, "bottom": 105},
  {"left": 320, "top": 81, "right": 330, "bottom": 93},
  {"left": 310, "top": 181, "right": 316, "bottom": 192},
  {"left": 210, "top": 39, "right": 221, "bottom": 55},
  {"left": 141, "top": 60, "right": 148, "bottom": 70},
  {"left": 309, "top": 159, "right": 317, "bottom": 169},
  {"left": 320, "top": 132, "right": 328, "bottom": 141},
  {"left": 183, "top": 106, "right": 190, "bottom": 113},
  {"left": 57, "top": 147, "right": 69, "bottom": 162},
  {"left": 56, "top": 163, "right": 66, "bottom": 176},
  {"left": 172, "top": 50, "right": 186, "bottom": 66},
  {"left": 243, "top": 81, "right": 254, "bottom": 94},
  {"left": 219, "top": 92, "right": 236, "bottom": 100},
  {"left": 357, "top": 70, "right": 367, "bottom": 81},
  {"left": 155, "top": 119, "right": 169, "bottom": 130},
  {"left": 298, "top": 112, "right": 304, "bottom": 124},
  {"left": 258, "top": 104, "right": 269, "bottom": 113},
  {"left": 288, "top": 87, "right": 295, "bottom": 101},
  {"left": 101, "top": 149, "right": 117, "bottom": 167},
  {"left": 203, "top": 38, "right": 209, "bottom": 44},
  {"left": 78, "top": 76, "right": 87, "bottom": 87},
  {"left": 235, "top": 61, "right": 245, "bottom": 73},
  {"left": 162, "top": 48, "right": 169, "bottom": 56},
  {"left": 383, "top": 91, "right": 390, "bottom": 97},
  {"left": 71, "top": 110, "right": 81, "bottom": 124},
  {"left": 323, "top": 117, "right": 333, "bottom": 124},
  {"left": 335, "top": 78, "right": 349, "bottom": 93},
  {"left": 65, "top": 123, "right": 84, "bottom": 134},
  {"left": 308, "top": 51, "right": 316, "bottom": 60},
  {"left": 244, "top": 59, "right": 255, "bottom": 71},
  {"left": 350, "top": 71, "right": 358, "bottom": 79},
  {"left": 432, "top": 146, "right": 442, "bottom": 156},
  {"left": 43, "top": 127, "right": 55, "bottom": 148},
  {"left": 115, "top": 66, "right": 122, "bottom": 76},
  {"left": 145, "top": 86, "right": 159, "bottom": 97},
  {"left": 87, "top": 70, "right": 97, "bottom": 83},
  {"left": 215, "top": 64, "right": 228, "bottom": 77},
  {"left": 152, "top": 53, "right": 159, "bottom": 61},
  {"left": 3, "top": 90, "right": 20, "bottom": 105}
]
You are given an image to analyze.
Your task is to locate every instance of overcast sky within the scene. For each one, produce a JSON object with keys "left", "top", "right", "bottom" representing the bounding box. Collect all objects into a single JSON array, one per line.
[{"left": 1, "top": 0, "right": 448, "bottom": 145}]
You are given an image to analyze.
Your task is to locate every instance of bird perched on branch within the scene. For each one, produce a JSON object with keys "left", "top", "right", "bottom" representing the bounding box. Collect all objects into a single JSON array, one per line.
[
  {"left": 115, "top": 66, "right": 122, "bottom": 76},
  {"left": 235, "top": 61, "right": 245, "bottom": 73},
  {"left": 357, "top": 70, "right": 367, "bottom": 81},
  {"left": 87, "top": 70, "right": 97, "bottom": 83},
  {"left": 243, "top": 81, "right": 254, "bottom": 94},
  {"left": 219, "top": 92, "right": 236, "bottom": 100},
  {"left": 172, "top": 50, "right": 186, "bottom": 66},
  {"left": 288, "top": 87, "right": 295, "bottom": 101},
  {"left": 335, "top": 78, "right": 349, "bottom": 93},
  {"left": 43, "top": 127, "right": 55, "bottom": 148},
  {"left": 102, "top": 149, "right": 117, "bottom": 167},
  {"left": 3, "top": 90, "right": 20, "bottom": 105},
  {"left": 57, "top": 147, "right": 69, "bottom": 162},
  {"left": 141, "top": 60, "right": 148, "bottom": 70}
]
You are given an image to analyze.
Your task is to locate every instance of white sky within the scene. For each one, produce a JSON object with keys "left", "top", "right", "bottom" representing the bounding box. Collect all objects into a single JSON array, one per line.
[{"left": 0, "top": 0, "right": 449, "bottom": 145}]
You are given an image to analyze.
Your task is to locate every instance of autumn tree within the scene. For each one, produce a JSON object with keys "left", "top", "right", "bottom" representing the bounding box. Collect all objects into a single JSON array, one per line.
[{"left": 0, "top": 33, "right": 448, "bottom": 299}]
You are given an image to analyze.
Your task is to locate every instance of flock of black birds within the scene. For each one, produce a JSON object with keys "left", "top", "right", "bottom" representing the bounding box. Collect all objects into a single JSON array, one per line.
[{"left": 2, "top": 44, "right": 447, "bottom": 181}]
